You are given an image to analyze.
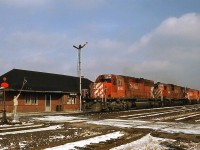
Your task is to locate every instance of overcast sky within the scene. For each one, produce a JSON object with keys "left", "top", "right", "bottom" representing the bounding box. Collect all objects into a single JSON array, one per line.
[{"left": 0, "top": 0, "right": 200, "bottom": 89}]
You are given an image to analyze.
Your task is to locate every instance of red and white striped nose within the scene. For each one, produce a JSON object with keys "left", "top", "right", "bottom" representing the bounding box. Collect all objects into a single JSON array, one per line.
[
  {"left": 152, "top": 87, "right": 162, "bottom": 99},
  {"left": 94, "top": 83, "right": 104, "bottom": 98}
]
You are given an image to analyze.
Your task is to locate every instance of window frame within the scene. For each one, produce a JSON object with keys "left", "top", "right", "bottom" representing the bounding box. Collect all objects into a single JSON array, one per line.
[
  {"left": 118, "top": 79, "right": 122, "bottom": 86},
  {"left": 25, "top": 95, "right": 38, "bottom": 105},
  {"left": 67, "top": 95, "right": 76, "bottom": 104}
]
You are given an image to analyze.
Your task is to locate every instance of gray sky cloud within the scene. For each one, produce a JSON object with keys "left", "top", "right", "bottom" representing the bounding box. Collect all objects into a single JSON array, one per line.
[
  {"left": 125, "top": 13, "right": 200, "bottom": 89},
  {"left": 0, "top": 1, "right": 200, "bottom": 89},
  {"left": 0, "top": 0, "right": 48, "bottom": 8}
]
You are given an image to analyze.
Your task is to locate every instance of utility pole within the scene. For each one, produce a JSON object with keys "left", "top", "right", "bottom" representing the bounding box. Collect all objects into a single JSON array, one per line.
[{"left": 73, "top": 42, "right": 88, "bottom": 111}]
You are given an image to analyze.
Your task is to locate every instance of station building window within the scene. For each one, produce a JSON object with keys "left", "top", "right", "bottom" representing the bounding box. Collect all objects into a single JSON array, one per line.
[
  {"left": 31, "top": 97, "right": 38, "bottom": 105},
  {"left": 67, "top": 95, "right": 76, "bottom": 104},
  {"left": 25, "top": 95, "right": 38, "bottom": 105}
]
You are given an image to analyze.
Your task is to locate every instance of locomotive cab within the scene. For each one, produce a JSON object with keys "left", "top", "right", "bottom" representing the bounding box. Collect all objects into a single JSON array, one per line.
[
  {"left": 90, "top": 74, "right": 128, "bottom": 99},
  {"left": 90, "top": 74, "right": 117, "bottom": 99},
  {"left": 88, "top": 74, "right": 128, "bottom": 111}
]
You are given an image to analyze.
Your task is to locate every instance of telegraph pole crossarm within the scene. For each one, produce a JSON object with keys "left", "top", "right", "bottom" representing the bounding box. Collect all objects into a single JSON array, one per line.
[{"left": 73, "top": 42, "right": 88, "bottom": 111}]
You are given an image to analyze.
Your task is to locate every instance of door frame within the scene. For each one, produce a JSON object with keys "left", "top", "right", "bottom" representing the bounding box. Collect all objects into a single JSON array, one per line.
[{"left": 45, "top": 94, "right": 51, "bottom": 112}]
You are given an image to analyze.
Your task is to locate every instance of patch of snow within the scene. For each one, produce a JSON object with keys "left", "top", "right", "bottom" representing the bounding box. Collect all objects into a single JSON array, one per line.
[
  {"left": 111, "top": 133, "right": 199, "bottom": 150},
  {"left": 110, "top": 133, "right": 174, "bottom": 150},
  {"left": 125, "top": 110, "right": 177, "bottom": 119},
  {"left": 45, "top": 131, "right": 124, "bottom": 150},
  {"left": 49, "top": 135, "right": 65, "bottom": 141},
  {"left": 133, "top": 121, "right": 177, "bottom": 130},
  {"left": 31, "top": 114, "right": 200, "bottom": 135},
  {"left": 128, "top": 109, "right": 193, "bottom": 119},
  {"left": 19, "top": 141, "right": 28, "bottom": 149},
  {"left": 68, "top": 127, "right": 82, "bottom": 129},
  {"left": 0, "top": 147, "right": 8, "bottom": 150},
  {"left": 175, "top": 113, "right": 200, "bottom": 121},
  {"left": 0, "top": 122, "right": 33, "bottom": 128},
  {"left": 87, "top": 119, "right": 150, "bottom": 128},
  {"left": 152, "top": 112, "right": 197, "bottom": 121},
  {"left": 162, "top": 123, "right": 200, "bottom": 134},
  {"left": 0, "top": 125, "right": 63, "bottom": 136},
  {"left": 0, "top": 124, "right": 12, "bottom": 127},
  {"left": 87, "top": 119, "right": 200, "bottom": 135},
  {"left": 0, "top": 124, "right": 43, "bottom": 131},
  {"left": 33, "top": 115, "right": 87, "bottom": 122},
  {"left": 179, "top": 141, "right": 200, "bottom": 150}
]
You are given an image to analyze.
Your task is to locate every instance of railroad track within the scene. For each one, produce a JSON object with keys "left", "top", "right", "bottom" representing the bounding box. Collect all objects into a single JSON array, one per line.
[
  {"left": 118, "top": 104, "right": 200, "bottom": 121},
  {"left": 76, "top": 104, "right": 200, "bottom": 119},
  {"left": 0, "top": 104, "right": 199, "bottom": 150}
]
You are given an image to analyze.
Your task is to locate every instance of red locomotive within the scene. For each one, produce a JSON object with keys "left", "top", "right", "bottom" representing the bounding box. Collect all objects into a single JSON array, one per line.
[
  {"left": 187, "top": 88, "right": 199, "bottom": 104},
  {"left": 83, "top": 74, "right": 200, "bottom": 111}
]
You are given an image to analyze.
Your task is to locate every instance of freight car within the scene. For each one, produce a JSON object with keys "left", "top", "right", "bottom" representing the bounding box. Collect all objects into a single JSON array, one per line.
[{"left": 82, "top": 74, "right": 199, "bottom": 112}]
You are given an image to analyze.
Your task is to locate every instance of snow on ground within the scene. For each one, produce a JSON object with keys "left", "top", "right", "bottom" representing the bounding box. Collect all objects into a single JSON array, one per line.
[
  {"left": 175, "top": 113, "right": 200, "bottom": 121},
  {"left": 33, "top": 115, "right": 87, "bottom": 122},
  {"left": 19, "top": 141, "right": 28, "bottom": 149},
  {"left": 49, "top": 135, "right": 65, "bottom": 141},
  {"left": 125, "top": 110, "right": 183, "bottom": 119},
  {"left": 0, "top": 124, "right": 63, "bottom": 136},
  {"left": 32, "top": 115, "right": 200, "bottom": 135},
  {"left": 88, "top": 119, "right": 200, "bottom": 134},
  {"left": 111, "top": 133, "right": 200, "bottom": 150},
  {"left": 45, "top": 131, "right": 124, "bottom": 150},
  {"left": 121, "top": 109, "right": 199, "bottom": 120},
  {"left": 153, "top": 112, "right": 199, "bottom": 121},
  {"left": 0, "top": 124, "right": 43, "bottom": 131},
  {"left": 196, "top": 119, "right": 200, "bottom": 122},
  {"left": 120, "top": 107, "right": 194, "bottom": 118},
  {"left": 43, "top": 131, "right": 199, "bottom": 150},
  {"left": 1, "top": 114, "right": 199, "bottom": 149},
  {"left": 110, "top": 133, "right": 174, "bottom": 150},
  {"left": 161, "top": 123, "right": 200, "bottom": 134}
]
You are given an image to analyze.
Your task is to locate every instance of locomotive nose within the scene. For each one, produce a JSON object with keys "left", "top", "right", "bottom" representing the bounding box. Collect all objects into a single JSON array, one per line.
[
  {"left": 91, "top": 82, "right": 104, "bottom": 98},
  {"left": 90, "top": 82, "right": 111, "bottom": 99}
]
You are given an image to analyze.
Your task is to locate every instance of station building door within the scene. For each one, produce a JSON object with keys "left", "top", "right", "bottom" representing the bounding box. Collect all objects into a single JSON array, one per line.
[{"left": 45, "top": 94, "right": 51, "bottom": 112}]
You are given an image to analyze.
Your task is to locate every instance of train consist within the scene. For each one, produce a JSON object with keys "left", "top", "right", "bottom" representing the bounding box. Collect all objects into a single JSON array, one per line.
[{"left": 83, "top": 74, "right": 200, "bottom": 111}]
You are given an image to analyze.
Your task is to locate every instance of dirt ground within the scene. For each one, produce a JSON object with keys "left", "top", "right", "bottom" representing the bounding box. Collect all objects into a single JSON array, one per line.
[{"left": 0, "top": 104, "right": 200, "bottom": 150}]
